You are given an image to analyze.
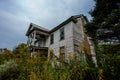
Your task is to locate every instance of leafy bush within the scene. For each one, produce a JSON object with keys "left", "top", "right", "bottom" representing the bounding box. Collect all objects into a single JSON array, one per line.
[
  {"left": 100, "top": 44, "right": 120, "bottom": 55},
  {"left": 0, "top": 60, "right": 19, "bottom": 80},
  {"left": 96, "top": 44, "right": 120, "bottom": 80},
  {"left": 103, "top": 55, "right": 120, "bottom": 80}
]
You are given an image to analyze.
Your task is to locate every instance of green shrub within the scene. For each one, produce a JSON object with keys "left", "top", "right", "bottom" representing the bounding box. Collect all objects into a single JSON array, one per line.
[
  {"left": 100, "top": 44, "right": 120, "bottom": 55},
  {"left": 96, "top": 44, "right": 120, "bottom": 80},
  {"left": 103, "top": 55, "right": 120, "bottom": 80},
  {"left": 0, "top": 60, "right": 19, "bottom": 80}
]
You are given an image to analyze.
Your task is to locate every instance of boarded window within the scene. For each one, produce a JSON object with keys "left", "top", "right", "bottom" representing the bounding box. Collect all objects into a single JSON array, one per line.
[
  {"left": 50, "top": 34, "right": 54, "bottom": 44},
  {"left": 60, "top": 28, "right": 65, "bottom": 40},
  {"left": 60, "top": 46, "right": 65, "bottom": 61}
]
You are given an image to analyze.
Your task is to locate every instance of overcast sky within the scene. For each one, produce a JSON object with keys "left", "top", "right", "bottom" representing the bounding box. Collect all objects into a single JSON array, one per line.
[{"left": 0, "top": 0, "right": 95, "bottom": 50}]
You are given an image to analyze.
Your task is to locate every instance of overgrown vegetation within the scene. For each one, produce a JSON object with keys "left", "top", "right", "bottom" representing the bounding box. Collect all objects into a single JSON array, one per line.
[
  {"left": 0, "top": 43, "right": 119, "bottom": 80},
  {"left": 84, "top": 0, "right": 120, "bottom": 80},
  {"left": 0, "top": 43, "right": 102, "bottom": 80},
  {"left": 0, "top": 0, "right": 120, "bottom": 80}
]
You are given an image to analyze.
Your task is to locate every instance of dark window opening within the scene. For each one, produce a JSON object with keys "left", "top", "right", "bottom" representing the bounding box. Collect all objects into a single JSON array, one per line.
[
  {"left": 50, "top": 34, "right": 54, "bottom": 44},
  {"left": 60, "top": 46, "right": 65, "bottom": 61},
  {"left": 60, "top": 28, "right": 65, "bottom": 40}
]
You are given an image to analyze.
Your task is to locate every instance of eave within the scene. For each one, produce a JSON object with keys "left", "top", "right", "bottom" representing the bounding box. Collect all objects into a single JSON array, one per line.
[{"left": 50, "top": 16, "right": 77, "bottom": 33}]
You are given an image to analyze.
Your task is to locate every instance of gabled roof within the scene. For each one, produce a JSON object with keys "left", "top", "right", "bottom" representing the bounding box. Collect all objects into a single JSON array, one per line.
[
  {"left": 31, "top": 23, "right": 50, "bottom": 32},
  {"left": 50, "top": 14, "right": 88, "bottom": 33},
  {"left": 26, "top": 14, "right": 88, "bottom": 36},
  {"left": 26, "top": 23, "right": 50, "bottom": 36}
]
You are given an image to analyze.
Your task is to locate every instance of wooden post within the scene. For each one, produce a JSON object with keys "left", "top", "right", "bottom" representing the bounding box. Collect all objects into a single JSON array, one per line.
[{"left": 32, "top": 31, "right": 36, "bottom": 46}]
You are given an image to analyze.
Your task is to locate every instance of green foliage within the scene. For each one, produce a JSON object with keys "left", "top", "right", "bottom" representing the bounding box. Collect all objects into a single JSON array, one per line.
[
  {"left": 90, "top": 0, "right": 119, "bottom": 24},
  {"left": 0, "top": 48, "right": 14, "bottom": 64},
  {"left": 0, "top": 43, "right": 120, "bottom": 80},
  {"left": 84, "top": 2, "right": 120, "bottom": 80},
  {"left": 103, "top": 56, "right": 120, "bottom": 80},
  {"left": 13, "top": 43, "right": 28, "bottom": 58},
  {"left": 0, "top": 52, "right": 100, "bottom": 80},
  {"left": 85, "top": 0, "right": 120, "bottom": 41},
  {"left": 84, "top": 22, "right": 97, "bottom": 38},
  {"left": 85, "top": 53, "right": 95, "bottom": 68},
  {"left": 100, "top": 43, "right": 120, "bottom": 55},
  {"left": 95, "top": 44, "right": 120, "bottom": 80},
  {"left": 0, "top": 60, "right": 19, "bottom": 80}
]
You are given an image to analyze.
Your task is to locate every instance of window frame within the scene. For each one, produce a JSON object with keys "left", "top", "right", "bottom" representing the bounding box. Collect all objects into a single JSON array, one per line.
[{"left": 60, "top": 27, "right": 65, "bottom": 41}]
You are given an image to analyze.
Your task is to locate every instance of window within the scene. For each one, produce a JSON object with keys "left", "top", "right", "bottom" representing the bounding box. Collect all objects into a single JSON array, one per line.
[
  {"left": 60, "top": 46, "right": 65, "bottom": 61},
  {"left": 50, "top": 34, "right": 54, "bottom": 44},
  {"left": 60, "top": 28, "right": 65, "bottom": 40}
]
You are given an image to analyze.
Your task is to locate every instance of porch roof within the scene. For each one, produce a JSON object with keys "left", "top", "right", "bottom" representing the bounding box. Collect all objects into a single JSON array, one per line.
[{"left": 26, "top": 23, "right": 50, "bottom": 36}]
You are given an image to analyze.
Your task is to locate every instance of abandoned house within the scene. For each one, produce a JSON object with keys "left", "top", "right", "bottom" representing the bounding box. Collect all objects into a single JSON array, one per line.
[{"left": 26, "top": 14, "right": 97, "bottom": 65}]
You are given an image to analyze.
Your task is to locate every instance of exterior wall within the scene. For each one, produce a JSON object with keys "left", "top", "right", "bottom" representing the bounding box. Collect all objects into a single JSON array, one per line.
[
  {"left": 73, "top": 17, "right": 86, "bottom": 61},
  {"left": 72, "top": 17, "right": 97, "bottom": 65},
  {"left": 73, "top": 17, "right": 85, "bottom": 45},
  {"left": 48, "top": 21, "right": 74, "bottom": 60},
  {"left": 48, "top": 17, "right": 88, "bottom": 62}
]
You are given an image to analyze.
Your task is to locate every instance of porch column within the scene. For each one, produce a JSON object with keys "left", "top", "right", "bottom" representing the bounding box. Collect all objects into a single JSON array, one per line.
[
  {"left": 32, "top": 31, "right": 36, "bottom": 45},
  {"left": 27, "top": 36, "right": 30, "bottom": 47}
]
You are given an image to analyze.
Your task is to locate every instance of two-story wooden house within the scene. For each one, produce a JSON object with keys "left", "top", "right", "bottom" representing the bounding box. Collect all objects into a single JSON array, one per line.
[{"left": 26, "top": 14, "right": 97, "bottom": 65}]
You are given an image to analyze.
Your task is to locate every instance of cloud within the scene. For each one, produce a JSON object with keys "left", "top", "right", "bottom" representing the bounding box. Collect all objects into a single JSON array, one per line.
[
  {"left": 0, "top": 0, "right": 95, "bottom": 50},
  {"left": 13, "top": 0, "right": 95, "bottom": 28},
  {"left": 0, "top": 10, "right": 30, "bottom": 33},
  {"left": 0, "top": 10, "right": 29, "bottom": 49}
]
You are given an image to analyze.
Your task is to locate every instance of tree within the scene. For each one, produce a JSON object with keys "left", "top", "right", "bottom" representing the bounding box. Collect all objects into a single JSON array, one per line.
[
  {"left": 13, "top": 43, "right": 28, "bottom": 58},
  {"left": 85, "top": 0, "right": 120, "bottom": 44},
  {"left": 84, "top": 0, "right": 120, "bottom": 64},
  {"left": 0, "top": 48, "right": 13, "bottom": 63}
]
